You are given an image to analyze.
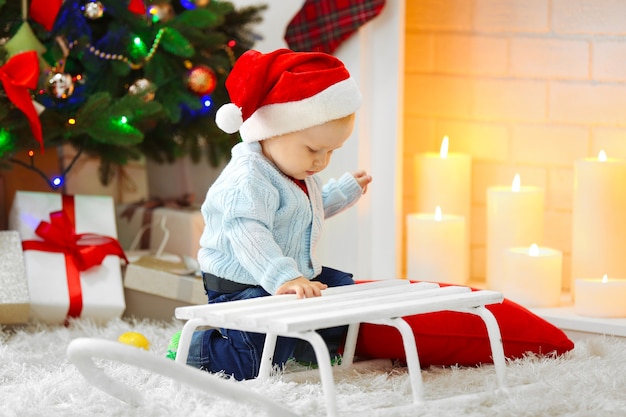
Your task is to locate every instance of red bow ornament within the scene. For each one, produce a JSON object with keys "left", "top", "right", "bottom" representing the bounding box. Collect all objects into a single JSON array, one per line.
[
  {"left": 0, "top": 51, "right": 44, "bottom": 153},
  {"left": 29, "top": 0, "right": 63, "bottom": 32}
]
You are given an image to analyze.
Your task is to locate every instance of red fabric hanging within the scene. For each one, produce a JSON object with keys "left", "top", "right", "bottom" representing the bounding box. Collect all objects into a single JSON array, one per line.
[{"left": 285, "top": 0, "right": 386, "bottom": 54}]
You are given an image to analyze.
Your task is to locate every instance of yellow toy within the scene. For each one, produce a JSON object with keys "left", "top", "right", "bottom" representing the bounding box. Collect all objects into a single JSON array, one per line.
[{"left": 118, "top": 332, "right": 150, "bottom": 350}]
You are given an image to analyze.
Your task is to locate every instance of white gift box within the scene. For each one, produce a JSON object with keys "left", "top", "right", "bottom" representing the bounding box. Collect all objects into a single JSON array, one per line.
[
  {"left": 149, "top": 206, "right": 203, "bottom": 259},
  {"left": 124, "top": 255, "right": 205, "bottom": 321},
  {"left": 0, "top": 231, "right": 30, "bottom": 324},
  {"left": 9, "top": 191, "right": 126, "bottom": 324},
  {"left": 114, "top": 195, "right": 199, "bottom": 253}
]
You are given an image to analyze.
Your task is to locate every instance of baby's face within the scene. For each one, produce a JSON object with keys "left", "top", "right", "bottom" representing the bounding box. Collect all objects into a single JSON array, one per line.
[{"left": 260, "top": 114, "right": 355, "bottom": 180}]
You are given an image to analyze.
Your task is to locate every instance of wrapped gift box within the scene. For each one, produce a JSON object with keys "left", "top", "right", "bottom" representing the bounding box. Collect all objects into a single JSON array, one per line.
[
  {"left": 0, "top": 231, "right": 30, "bottom": 324},
  {"left": 123, "top": 255, "right": 205, "bottom": 321},
  {"left": 9, "top": 191, "right": 126, "bottom": 324},
  {"left": 149, "top": 206, "right": 203, "bottom": 259},
  {"left": 61, "top": 145, "right": 149, "bottom": 204},
  {"left": 115, "top": 203, "right": 152, "bottom": 251},
  {"left": 114, "top": 194, "right": 199, "bottom": 253}
]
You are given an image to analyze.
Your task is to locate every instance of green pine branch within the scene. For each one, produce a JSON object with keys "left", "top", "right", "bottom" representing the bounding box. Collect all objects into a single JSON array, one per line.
[{"left": 0, "top": 0, "right": 267, "bottom": 188}]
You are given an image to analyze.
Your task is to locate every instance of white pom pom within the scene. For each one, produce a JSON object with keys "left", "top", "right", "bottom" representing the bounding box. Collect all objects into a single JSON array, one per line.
[{"left": 215, "top": 103, "right": 243, "bottom": 134}]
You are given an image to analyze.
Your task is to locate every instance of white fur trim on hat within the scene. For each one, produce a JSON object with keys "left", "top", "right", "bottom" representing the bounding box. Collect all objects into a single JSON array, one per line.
[
  {"left": 238, "top": 77, "right": 362, "bottom": 143},
  {"left": 215, "top": 103, "right": 244, "bottom": 134}
]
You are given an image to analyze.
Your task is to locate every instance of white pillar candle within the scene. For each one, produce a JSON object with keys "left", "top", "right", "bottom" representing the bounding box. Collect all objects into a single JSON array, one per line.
[
  {"left": 406, "top": 206, "right": 467, "bottom": 285},
  {"left": 502, "top": 244, "right": 562, "bottom": 307},
  {"left": 414, "top": 136, "right": 472, "bottom": 275},
  {"left": 414, "top": 136, "right": 472, "bottom": 222},
  {"left": 572, "top": 150, "right": 626, "bottom": 298},
  {"left": 487, "top": 174, "right": 544, "bottom": 291},
  {"left": 574, "top": 275, "right": 626, "bottom": 318}
]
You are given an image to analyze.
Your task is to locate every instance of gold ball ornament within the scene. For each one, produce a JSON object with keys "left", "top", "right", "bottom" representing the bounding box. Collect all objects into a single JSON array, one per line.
[
  {"left": 195, "top": 0, "right": 210, "bottom": 6},
  {"left": 187, "top": 65, "right": 217, "bottom": 95},
  {"left": 118, "top": 332, "right": 150, "bottom": 350},
  {"left": 45, "top": 71, "right": 75, "bottom": 100}
]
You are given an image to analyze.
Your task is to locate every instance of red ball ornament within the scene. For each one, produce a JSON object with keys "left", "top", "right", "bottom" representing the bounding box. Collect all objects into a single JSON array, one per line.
[
  {"left": 128, "top": 0, "right": 146, "bottom": 15},
  {"left": 187, "top": 65, "right": 217, "bottom": 95}
]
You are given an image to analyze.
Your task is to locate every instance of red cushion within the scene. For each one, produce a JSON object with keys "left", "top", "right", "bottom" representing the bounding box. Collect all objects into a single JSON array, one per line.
[{"left": 354, "top": 280, "right": 574, "bottom": 367}]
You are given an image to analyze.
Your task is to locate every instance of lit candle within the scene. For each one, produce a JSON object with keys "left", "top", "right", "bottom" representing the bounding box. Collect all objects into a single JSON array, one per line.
[
  {"left": 572, "top": 150, "right": 626, "bottom": 298},
  {"left": 502, "top": 243, "right": 562, "bottom": 307},
  {"left": 414, "top": 136, "right": 471, "bottom": 220},
  {"left": 414, "top": 136, "right": 472, "bottom": 274},
  {"left": 487, "top": 174, "right": 544, "bottom": 291},
  {"left": 406, "top": 206, "right": 467, "bottom": 285},
  {"left": 574, "top": 274, "right": 626, "bottom": 318}
]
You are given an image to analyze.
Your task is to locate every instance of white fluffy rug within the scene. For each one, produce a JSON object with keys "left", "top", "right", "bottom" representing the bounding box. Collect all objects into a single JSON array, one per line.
[{"left": 1, "top": 318, "right": 625, "bottom": 417}]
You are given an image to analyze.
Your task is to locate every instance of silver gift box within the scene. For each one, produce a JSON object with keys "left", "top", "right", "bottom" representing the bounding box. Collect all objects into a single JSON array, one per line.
[{"left": 0, "top": 231, "right": 29, "bottom": 324}]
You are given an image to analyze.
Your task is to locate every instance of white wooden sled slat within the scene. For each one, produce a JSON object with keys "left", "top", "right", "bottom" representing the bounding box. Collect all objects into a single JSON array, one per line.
[
  {"left": 171, "top": 280, "right": 506, "bottom": 417},
  {"left": 239, "top": 284, "right": 462, "bottom": 330},
  {"left": 174, "top": 279, "right": 416, "bottom": 321}
]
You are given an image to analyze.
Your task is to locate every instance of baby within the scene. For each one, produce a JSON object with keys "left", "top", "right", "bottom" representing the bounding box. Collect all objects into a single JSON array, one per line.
[{"left": 168, "top": 48, "right": 372, "bottom": 380}]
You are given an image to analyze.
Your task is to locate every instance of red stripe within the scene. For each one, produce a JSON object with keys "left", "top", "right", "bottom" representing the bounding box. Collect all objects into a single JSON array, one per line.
[{"left": 62, "top": 195, "right": 83, "bottom": 321}]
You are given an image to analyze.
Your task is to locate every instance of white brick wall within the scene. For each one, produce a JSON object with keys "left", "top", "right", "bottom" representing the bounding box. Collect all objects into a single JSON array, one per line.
[
  {"left": 403, "top": 0, "right": 626, "bottom": 291},
  {"left": 474, "top": 0, "right": 550, "bottom": 33}
]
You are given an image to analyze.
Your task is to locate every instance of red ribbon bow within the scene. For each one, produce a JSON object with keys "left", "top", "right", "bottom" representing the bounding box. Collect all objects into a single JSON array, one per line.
[
  {"left": 24, "top": 210, "right": 129, "bottom": 271},
  {"left": 22, "top": 195, "right": 128, "bottom": 321},
  {"left": 0, "top": 51, "right": 44, "bottom": 153}
]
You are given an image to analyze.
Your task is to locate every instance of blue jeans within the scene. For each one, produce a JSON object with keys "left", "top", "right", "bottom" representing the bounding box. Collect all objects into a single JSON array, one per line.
[{"left": 185, "top": 266, "right": 355, "bottom": 380}]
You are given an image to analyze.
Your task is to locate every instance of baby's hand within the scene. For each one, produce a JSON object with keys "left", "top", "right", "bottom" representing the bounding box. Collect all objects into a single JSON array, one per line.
[
  {"left": 276, "top": 277, "right": 327, "bottom": 299},
  {"left": 353, "top": 169, "right": 372, "bottom": 195}
]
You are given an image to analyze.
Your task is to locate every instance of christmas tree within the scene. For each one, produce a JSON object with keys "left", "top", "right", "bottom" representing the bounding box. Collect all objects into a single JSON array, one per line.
[{"left": 0, "top": 0, "right": 265, "bottom": 188}]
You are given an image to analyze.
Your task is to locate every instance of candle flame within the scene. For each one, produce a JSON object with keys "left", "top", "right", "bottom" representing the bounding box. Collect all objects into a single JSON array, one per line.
[
  {"left": 529, "top": 243, "right": 539, "bottom": 256},
  {"left": 512, "top": 173, "right": 521, "bottom": 192},
  {"left": 602, "top": 274, "right": 608, "bottom": 283},
  {"left": 435, "top": 206, "right": 442, "bottom": 221},
  {"left": 598, "top": 150, "right": 607, "bottom": 162},
  {"left": 439, "top": 136, "right": 449, "bottom": 159}
]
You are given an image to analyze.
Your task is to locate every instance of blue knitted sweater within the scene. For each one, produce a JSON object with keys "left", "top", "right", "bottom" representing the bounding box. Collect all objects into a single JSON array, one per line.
[{"left": 198, "top": 141, "right": 363, "bottom": 294}]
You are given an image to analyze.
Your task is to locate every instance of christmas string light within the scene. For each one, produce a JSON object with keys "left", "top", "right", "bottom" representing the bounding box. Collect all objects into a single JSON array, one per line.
[
  {"left": 179, "top": 0, "right": 196, "bottom": 10},
  {"left": 8, "top": 147, "right": 84, "bottom": 191},
  {"left": 0, "top": 129, "right": 13, "bottom": 156},
  {"left": 67, "top": 28, "right": 167, "bottom": 70}
]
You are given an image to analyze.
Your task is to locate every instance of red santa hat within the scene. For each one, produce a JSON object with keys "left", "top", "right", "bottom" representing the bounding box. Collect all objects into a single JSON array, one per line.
[{"left": 215, "top": 48, "right": 362, "bottom": 143}]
